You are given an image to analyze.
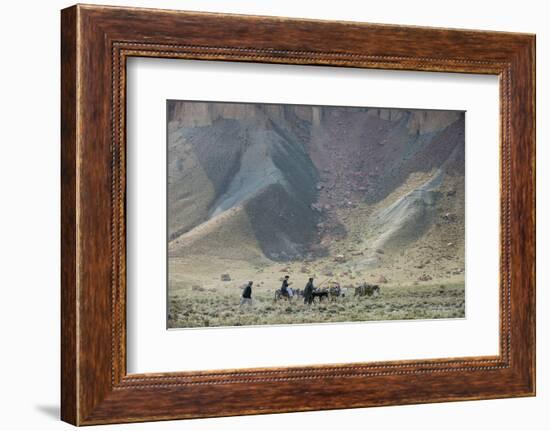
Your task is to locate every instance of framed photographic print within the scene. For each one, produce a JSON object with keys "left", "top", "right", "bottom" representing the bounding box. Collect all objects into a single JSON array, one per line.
[
  {"left": 164, "top": 100, "right": 466, "bottom": 329},
  {"left": 61, "top": 4, "right": 536, "bottom": 425}
]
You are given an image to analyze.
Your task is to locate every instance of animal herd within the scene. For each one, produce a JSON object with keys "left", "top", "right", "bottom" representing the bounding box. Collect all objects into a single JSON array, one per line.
[{"left": 274, "top": 281, "right": 381, "bottom": 303}]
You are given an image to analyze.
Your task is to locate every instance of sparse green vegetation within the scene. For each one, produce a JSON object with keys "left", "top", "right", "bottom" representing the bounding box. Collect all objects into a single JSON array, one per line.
[{"left": 167, "top": 282, "right": 465, "bottom": 328}]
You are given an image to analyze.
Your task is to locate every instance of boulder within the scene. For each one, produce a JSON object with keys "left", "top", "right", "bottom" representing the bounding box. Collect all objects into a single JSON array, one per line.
[
  {"left": 334, "top": 254, "right": 346, "bottom": 263},
  {"left": 377, "top": 275, "right": 388, "bottom": 283}
]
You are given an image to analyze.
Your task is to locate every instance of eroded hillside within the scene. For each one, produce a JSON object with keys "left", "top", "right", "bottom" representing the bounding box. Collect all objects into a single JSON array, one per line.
[{"left": 168, "top": 101, "right": 464, "bottom": 276}]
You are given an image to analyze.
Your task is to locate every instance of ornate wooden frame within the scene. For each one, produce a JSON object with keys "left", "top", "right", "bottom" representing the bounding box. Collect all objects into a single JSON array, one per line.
[{"left": 61, "top": 4, "right": 536, "bottom": 426}]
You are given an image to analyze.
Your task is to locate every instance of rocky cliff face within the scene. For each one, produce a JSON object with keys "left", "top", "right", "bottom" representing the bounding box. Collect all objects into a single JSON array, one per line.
[
  {"left": 167, "top": 101, "right": 464, "bottom": 268},
  {"left": 168, "top": 101, "right": 320, "bottom": 261}
]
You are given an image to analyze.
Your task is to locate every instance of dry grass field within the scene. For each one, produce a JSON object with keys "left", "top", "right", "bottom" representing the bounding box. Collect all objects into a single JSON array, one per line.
[{"left": 168, "top": 281, "right": 465, "bottom": 328}]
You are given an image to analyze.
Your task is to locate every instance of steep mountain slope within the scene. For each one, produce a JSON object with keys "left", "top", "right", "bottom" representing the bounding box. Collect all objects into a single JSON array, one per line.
[
  {"left": 168, "top": 102, "right": 320, "bottom": 261},
  {"left": 167, "top": 101, "right": 465, "bottom": 278}
]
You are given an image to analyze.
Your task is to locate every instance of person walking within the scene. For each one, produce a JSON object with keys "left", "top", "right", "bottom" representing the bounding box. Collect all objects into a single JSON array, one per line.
[
  {"left": 241, "top": 281, "right": 253, "bottom": 306},
  {"left": 304, "top": 277, "right": 315, "bottom": 305}
]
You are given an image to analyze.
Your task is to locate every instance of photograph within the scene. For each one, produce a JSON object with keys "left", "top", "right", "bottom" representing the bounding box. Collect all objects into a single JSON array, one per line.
[
  {"left": 167, "top": 100, "right": 466, "bottom": 328},
  {"left": 44, "top": 0, "right": 537, "bottom": 427}
]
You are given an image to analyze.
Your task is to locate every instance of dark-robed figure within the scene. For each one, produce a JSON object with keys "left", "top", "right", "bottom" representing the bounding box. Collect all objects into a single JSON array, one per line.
[
  {"left": 304, "top": 277, "right": 315, "bottom": 304},
  {"left": 241, "top": 281, "right": 253, "bottom": 306}
]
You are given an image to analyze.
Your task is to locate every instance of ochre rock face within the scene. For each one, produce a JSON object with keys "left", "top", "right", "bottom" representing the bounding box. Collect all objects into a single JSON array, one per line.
[
  {"left": 407, "top": 110, "right": 462, "bottom": 135},
  {"left": 169, "top": 101, "right": 286, "bottom": 128},
  {"left": 168, "top": 101, "right": 461, "bottom": 136}
]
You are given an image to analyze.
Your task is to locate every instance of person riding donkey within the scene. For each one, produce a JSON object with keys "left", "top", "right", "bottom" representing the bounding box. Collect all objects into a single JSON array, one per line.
[{"left": 280, "top": 275, "right": 293, "bottom": 300}]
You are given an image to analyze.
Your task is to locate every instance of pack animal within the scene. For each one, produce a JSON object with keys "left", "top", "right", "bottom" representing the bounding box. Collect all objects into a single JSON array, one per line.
[
  {"left": 328, "top": 283, "right": 343, "bottom": 301},
  {"left": 274, "top": 288, "right": 292, "bottom": 301},
  {"left": 312, "top": 289, "right": 329, "bottom": 302},
  {"left": 354, "top": 283, "right": 381, "bottom": 297}
]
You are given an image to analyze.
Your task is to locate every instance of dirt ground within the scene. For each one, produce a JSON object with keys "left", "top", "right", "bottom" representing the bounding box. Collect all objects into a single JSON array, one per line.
[{"left": 167, "top": 255, "right": 465, "bottom": 328}]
